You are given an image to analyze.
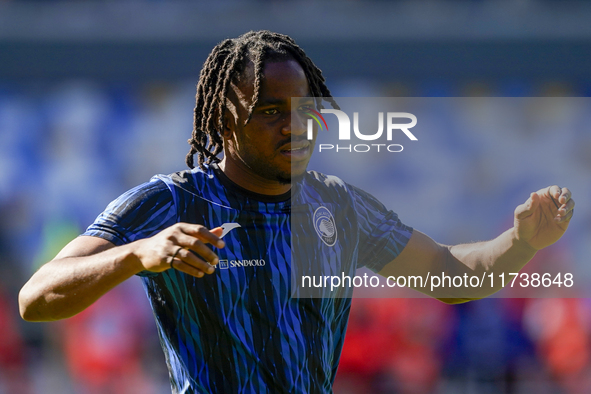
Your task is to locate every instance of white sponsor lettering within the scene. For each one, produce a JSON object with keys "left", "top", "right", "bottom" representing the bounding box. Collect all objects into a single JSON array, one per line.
[{"left": 227, "top": 259, "right": 266, "bottom": 268}]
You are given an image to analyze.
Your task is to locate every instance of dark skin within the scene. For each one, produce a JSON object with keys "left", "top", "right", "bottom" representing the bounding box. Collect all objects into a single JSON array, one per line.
[
  {"left": 219, "top": 59, "right": 316, "bottom": 194},
  {"left": 18, "top": 60, "right": 313, "bottom": 321},
  {"left": 18, "top": 59, "right": 575, "bottom": 321},
  {"left": 380, "top": 186, "right": 574, "bottom": 301}
]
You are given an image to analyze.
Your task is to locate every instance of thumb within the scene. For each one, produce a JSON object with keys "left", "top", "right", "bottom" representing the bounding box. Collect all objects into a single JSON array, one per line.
[{"left": 515, "top": 192, "right": 539, "bottom": 220}]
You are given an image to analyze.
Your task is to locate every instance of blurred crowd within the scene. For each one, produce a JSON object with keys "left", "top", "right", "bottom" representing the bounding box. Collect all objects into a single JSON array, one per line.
[{"left": 0, "top": 78, "right": 590, "bottom": 394}]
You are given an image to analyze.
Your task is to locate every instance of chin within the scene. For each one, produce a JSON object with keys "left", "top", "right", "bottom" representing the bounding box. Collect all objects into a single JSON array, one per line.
[
  {"left": 276, "top": 166, "right": 307, "bottom": 185},
  {"left": 277, "top": 172, "right": 305, "bottom": 185}
]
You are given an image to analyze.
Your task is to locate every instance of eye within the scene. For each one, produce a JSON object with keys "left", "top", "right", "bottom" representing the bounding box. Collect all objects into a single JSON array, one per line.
[
  {"left": 263, "top": 108, "right": 279, "bottom": 115},
  {"left": 298, "top": 104, "right": 314, "bottom": 113}
]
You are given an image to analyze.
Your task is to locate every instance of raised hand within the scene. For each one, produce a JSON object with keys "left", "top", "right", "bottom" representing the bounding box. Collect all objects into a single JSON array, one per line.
[{"left": 514, "top": 185, "right": 575, "bottom": 251}]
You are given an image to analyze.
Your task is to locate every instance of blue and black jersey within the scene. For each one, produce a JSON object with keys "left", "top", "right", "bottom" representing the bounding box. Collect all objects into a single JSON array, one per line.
[{"left": 84, "top": 164, "right": 413, "bottom": 394}]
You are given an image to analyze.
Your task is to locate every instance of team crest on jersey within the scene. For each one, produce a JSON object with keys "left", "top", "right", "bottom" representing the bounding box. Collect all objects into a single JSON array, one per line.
[{"left": 313, "top": 206, "right": 337, "bottom": 247}]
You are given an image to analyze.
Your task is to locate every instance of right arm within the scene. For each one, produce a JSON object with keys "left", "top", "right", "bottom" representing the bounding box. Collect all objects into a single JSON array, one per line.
[{"left": 18, "top": 223, "right": 224, "bottom": 322}]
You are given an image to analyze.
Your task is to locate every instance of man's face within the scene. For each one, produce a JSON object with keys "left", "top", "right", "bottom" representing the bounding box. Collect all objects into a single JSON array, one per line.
[{"left": 223, "top": 59, "right": 316, "bottom": 187}]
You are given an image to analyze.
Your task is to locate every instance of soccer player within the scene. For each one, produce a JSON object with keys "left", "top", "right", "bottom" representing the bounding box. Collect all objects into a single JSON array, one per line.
[{"left": 19, "top": 31, "right": 575, "bottom": 393}]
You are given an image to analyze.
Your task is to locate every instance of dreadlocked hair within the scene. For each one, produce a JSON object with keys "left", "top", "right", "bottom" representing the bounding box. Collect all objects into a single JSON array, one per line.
[{"left": 186, "top": 30, "right": 339, "bottom": 170}]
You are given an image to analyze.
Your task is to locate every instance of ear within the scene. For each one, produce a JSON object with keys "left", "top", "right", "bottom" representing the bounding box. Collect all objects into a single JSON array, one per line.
[{"left": 222, "top": 109, "right": 234, "bottom": 139}]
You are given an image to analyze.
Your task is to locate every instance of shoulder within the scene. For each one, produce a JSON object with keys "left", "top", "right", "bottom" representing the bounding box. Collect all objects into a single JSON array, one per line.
[
  {"left": 301, "top": 170, "right": 398, "bottom": 224},
  {"left": 302, "top": 170, "right": 375, "bottom": 203},
  {"left": 302, "top": 170, "right": 350, "bottom": 196},
  {"left": 154, "top": 166, "right": 213, "bottom": 195},
  {"left": 102, "top": 167, "right": 208, "bottom": 217},
  {"left": 149, "top": 165, "right": 227, "bottom": 206},
  {"left": 107, "top": 176, "right": 172, "bottom": 213},
  {"left": 85, "top": 175, "right": 180, "bottom": 245}
]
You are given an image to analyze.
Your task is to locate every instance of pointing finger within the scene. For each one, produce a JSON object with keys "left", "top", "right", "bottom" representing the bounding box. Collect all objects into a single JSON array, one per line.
[
  {"left": 179, "top": 224, "right": 225, "bottom": 248},
  {"left": 173, "top": 233, "right": 220, "bottom": 266}
]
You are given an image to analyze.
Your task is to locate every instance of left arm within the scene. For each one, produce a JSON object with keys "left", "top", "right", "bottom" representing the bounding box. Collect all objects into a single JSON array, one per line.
[{"left": 378, "top": 185, "right": 575, "bottom": 303}]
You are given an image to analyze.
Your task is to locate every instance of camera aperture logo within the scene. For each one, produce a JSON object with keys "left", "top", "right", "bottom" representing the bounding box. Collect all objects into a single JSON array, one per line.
[
  {"left": 306, "top": 109, "right": 417, "bottom": 153},
  {"left": 303, "top": 108, "right": 328, "bottom": 133}
]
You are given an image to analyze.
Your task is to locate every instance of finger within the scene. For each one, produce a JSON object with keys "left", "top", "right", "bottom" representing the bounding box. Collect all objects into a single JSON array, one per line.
[
  {"left": 556, "top": 206, "right": 575, "bottom": 223},
  {"left": 548, "top": 185, "right": 562, "bottom": 200},
  {"left": 174, "top": 233, "right": 220, "bottom": 265},
  {"left": 171, "top": 256, "right": 207, "bottom": 278},
  {"left": 556, "top": 198, "right": 575, "bottom": 222},
  {"left": 559, "top": 187, "right": 572, "bottom": 205},
  {"left": 515, "top": 192, "right": 539, "bottom": 220},
  {"left": 210, "top": 227, "right": 224, "bottom": 238},
  {"left": 558, "top": 198, "right": 575, "bottom": 215},
  {"left": 544, "top": 185, "right": 562, "bottom": 209},
  {"left": 169, "top": 246, "right": 184, "bottom": 266},
  {"left": 179, "top": 224, "right": 225, "bottom": 248},
  {"left": 174, "top": 247, "right": 216, "bottom": 275}
]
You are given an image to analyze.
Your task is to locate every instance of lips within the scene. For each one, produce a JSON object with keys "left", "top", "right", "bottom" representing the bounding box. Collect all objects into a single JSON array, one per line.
[{"left": 280, "top": 140, "right": 311, "bottom": 159}]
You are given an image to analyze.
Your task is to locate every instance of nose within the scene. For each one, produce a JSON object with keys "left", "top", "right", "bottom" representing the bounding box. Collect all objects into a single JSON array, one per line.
[{"left": 281, "top": 110, "right": 307, "bottom": 136}]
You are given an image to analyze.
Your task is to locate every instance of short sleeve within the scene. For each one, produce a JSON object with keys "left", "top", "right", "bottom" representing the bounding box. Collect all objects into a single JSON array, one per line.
[
  {"left": 351, "top": 185, "right": 413, "bottom": 272},
  {"left": 83, "top": 177, "right": 177, "bottom": 246}
]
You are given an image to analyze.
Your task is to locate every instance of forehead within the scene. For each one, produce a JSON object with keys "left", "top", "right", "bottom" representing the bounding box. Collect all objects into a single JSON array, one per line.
[{"left": 235, "top": 59, "right": 310, "bottom": 104}]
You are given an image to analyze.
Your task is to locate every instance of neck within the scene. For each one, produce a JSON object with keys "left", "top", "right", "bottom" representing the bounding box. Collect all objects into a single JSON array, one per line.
[{"left": 218, "top": 157, "right": 292, "bottom": 196}]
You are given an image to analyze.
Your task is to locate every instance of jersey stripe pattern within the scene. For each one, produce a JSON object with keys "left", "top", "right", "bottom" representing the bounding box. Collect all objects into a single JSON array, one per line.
[{"left": 84, "top": 165, "right": 413, "bottom": 394}]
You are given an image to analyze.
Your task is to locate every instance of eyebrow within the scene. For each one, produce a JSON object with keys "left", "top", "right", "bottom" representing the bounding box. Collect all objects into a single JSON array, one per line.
[
  {"left": 257, "top": 94, "right": 313, "bottom": 106},
  {"left": 257, "top": 98, "right": 285, "bottom": 106}
]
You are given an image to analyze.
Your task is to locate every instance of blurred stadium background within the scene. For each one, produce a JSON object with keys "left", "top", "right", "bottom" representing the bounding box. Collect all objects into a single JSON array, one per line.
[{"left": 1, "top": 1, "right": 590, "bottom": 393}]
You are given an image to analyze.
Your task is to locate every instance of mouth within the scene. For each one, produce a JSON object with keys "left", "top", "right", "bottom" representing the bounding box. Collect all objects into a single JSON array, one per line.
[{"left": 280, "top": 141, "right": 311, "bottom": 160}]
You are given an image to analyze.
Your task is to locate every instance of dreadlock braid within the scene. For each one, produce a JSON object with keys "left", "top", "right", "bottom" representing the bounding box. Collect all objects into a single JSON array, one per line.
[{"left": 186, "top": 30, "right": 339, "bottom": 170}]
